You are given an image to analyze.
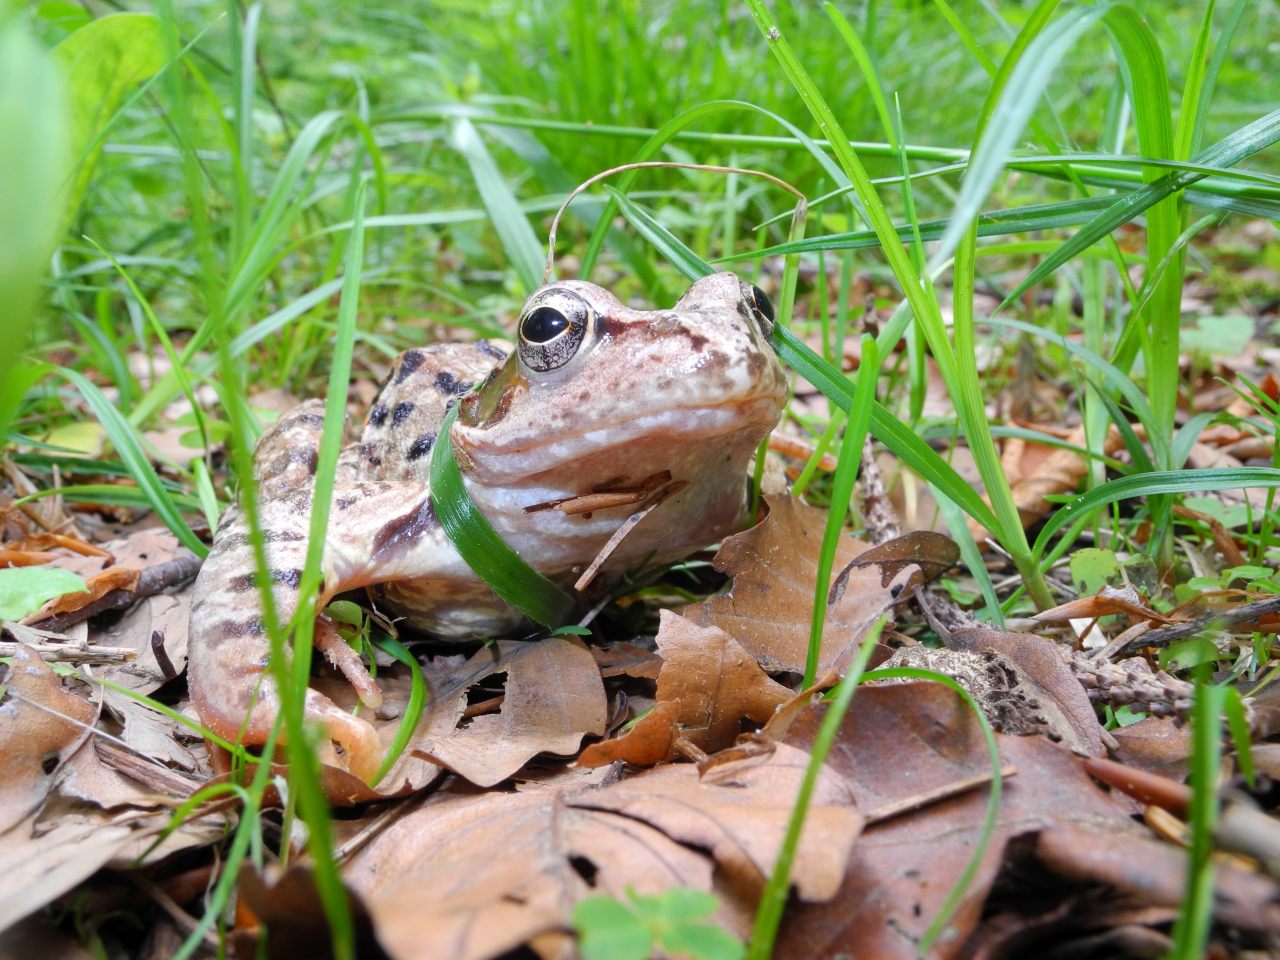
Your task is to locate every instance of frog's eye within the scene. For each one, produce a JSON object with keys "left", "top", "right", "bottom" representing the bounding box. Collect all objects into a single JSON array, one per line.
[
  {"left": 741, "top": 282, "right": 775, "bottom": 337},
  {"left": 517, "top": 289, "right": 591, "bottom": 373}
]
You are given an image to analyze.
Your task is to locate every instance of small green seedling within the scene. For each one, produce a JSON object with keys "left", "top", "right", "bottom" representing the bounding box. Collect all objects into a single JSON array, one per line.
[
  {"left": 1069, "top": 547, "right": 1120, "bottom": 595},
  {"left": 325, "top": 600, "right": 372, "bottom": 658},
  {"left": 573, "top": 888, "right": 744, "bottom": 960},
  {"left": 0, "top": 566, "right": 87, "bottom": 620}
]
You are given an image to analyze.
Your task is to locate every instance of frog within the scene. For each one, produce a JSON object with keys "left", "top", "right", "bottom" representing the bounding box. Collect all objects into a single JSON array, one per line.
[{"left": 188, "top": 271, "right": 788, "bottom": 782}]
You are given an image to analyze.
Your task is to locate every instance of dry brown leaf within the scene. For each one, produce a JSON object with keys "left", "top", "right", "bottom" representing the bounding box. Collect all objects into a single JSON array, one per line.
[
  {"left": 831, "top": 530, "right": 959, "bottom": 594},
  {"left": 950, "top": 627, "right": 1105, "bottom": 756},
  {"left": 0, "top": 550, "right": 60, "bottom": 567},
  {"left": 406, "top": 636, "right": 606, "bottom": 788},
  {"left": 683, "top": 495, "right": 895, "bottom": 673},
  {"left": 590, "top": 639, "right": 663, "bottom": 679},
  {"left": 580, "top": 611, "right": 792, "bottom": 767},
  {"left": 33, "top": 566, "right": 139, "bottom": 620},
  {"left": 0, "top": 648, "right": 222, "bottom": 932},
  {"left": 969, "top": 425, "right": 1124, "bottom": 542},
  {"left": 1110, "top": 715, "right": 1192, "bottom": 779},
  {"left": 0, "top": 644, "right": 97, "bottom": 832},
  {"left": 1036, "top": 824, "right": 1280, "bottom": 932},
  {"left": 778, "top": 687, "right": 1139, "bottom": 960},
  {"left": 344, "top": 741, "right": 861, "bottom": 960},
  {"left": 6, "top": 534, "right": 112, "bottom": 558},
  {"left": 1033, "top": 589, "right": 1175, "bottom": 626}
]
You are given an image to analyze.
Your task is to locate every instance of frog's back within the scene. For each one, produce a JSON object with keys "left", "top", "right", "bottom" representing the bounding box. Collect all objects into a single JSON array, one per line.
[{"left": 350, "top": 341, "right": 509, "bottom": 483}]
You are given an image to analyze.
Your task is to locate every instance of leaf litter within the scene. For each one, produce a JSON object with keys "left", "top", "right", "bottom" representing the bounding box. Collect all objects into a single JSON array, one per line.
[{"left": 3, "top": 485, "right": 1280, "bottom": 957}]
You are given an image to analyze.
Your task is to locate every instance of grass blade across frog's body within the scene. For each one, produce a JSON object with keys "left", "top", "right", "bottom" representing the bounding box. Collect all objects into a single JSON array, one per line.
[{"left": 188, "top": 272, "right": 788, "bottom": 781}]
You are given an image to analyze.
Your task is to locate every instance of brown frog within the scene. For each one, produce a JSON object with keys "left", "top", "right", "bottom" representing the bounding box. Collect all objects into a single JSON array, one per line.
[{"left": 188, "top": 272, "right": 788, "bottom": 780}]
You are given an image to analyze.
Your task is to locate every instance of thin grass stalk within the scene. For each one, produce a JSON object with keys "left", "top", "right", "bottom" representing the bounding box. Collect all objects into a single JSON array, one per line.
[
  {"left": 278, "top": 181, "right": 371, "bottom": 959},
  {"left": 748, "top": 618, "right": 884, "bottom": 960},
  {"left": 1169, "top": 671, "right": 1225, "bottom": 959},
  {"left": 804, "top": 336, "right": 880, "bottom": 688}
]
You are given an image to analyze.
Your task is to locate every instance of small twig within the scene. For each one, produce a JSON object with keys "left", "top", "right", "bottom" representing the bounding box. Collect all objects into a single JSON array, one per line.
[
  {"left": 1115, "top": 594, "right": 1280, "bottom": 658},
  {"left": 151, "top": 630, "right": 177, "bottom": 681},
  {"left": 0, "top": 639, "right": 136, "bottom": 664},
  {"left": 865, "top": 763, "right": 1018, "bottom": 825},
  {"left": 573, "top": 481, "right": 688, "bottom": 592}
]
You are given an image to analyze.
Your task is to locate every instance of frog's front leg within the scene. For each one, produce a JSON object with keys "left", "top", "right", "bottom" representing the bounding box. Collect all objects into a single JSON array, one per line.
[{"left": 188, "top": 481, "right": 436, "bottom": 781}]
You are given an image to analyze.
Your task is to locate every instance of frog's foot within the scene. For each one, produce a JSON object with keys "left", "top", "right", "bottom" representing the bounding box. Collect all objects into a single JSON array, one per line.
[
  {"left": 315, "top": 613, "right": 383, "bottom": 709},
  {"left": 199, "top": 678, "right": 383, "bottom": 784},
  {"left": 303, "top": 688, "right": 383, "bottom": 783}
]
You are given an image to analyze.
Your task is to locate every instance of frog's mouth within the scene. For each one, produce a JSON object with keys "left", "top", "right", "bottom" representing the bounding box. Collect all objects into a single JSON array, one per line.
[{"left": 457, "top": 394, "right": 784, "bottom": 482}]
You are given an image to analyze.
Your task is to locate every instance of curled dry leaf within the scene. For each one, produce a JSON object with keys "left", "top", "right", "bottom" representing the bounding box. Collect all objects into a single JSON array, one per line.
[
  {"left": 949, "top": 627, "right": 1105, "bottom": 757},
  {"left": 683, "top": 495, "right": 894, "bottom": 673},
  {"left": 408, "top": 636, "right": 606, "bottom": 788},
  {"left": 829, "top": 530, "right": 959, "bottom": 599},
  {"left": 579, "top": 610, "right": 792, "bottom": 767},
  {"left": 344, "top": 741, "right": 862, "bottom": 960},
  {"left": 305, "top": 636, "right": 608, "bottom": 799},
  {"left": 1036, "top": 824, "right": 1280, "bottom": 933},
  {"left": 1033, "top": 586, "right": 1176, "bottom": 626},
  {"left": 32, "top": 565, "right": 139, "bottom": 620},
  {"left": 777, "top": 684, "right": 1140, "bottom": 960}
]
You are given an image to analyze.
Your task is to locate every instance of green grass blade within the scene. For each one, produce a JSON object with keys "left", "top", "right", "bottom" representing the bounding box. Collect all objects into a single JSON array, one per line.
[
  {"left": 451, "top": 117, "right": 544, "bottom": 293},
  {"left": 1032, "top": 467, "right": 1280, "bottom": 560},
  {"left": 805, "top": 336, "right": 879, "bottom": 687},
  {"left": 606, "top": 187, "right": 715, "bottom": 281},
  {"left": 284, "top": 180, "right": 369, "bottom": 960},
  {"left": 1000, "top": 108, "right": 1280, "bottom": 311},
  {"left": 748, "top": 618, "right": 884, "bottom": 960},
  {"left": 369, "top": 633, "right": 427, "bottom": 787},
  {"left": 55, "top": 368, "right": 205, "bottom": 556},
  {"left": 430, "top": 406, "right": 576, "bottom": 627},
  {"left": 1169, "top": 675, "right": 1225, "bottom": 959},
  {"left": 773, "top": 328, "right": 1000, "bottom": 534},
  {"left": 933, "top": 5, "right": 1100, "bottom": 268},
  {"left": 0, "top": 20, "right": 67, "bottom": 439}
]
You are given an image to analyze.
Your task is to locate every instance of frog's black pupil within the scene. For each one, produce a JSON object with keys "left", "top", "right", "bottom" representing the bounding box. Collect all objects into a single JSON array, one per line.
[
  {"left": 751, "top": 285, "right": 775, "bottom": 323},
  {"left": 522, "top": 307, "right": 569, "bottom": 344}
]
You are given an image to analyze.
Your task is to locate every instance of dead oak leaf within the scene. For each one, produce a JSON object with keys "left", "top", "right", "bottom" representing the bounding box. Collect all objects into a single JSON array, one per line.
[
  {"left": 683, "top": 495, "right": 895, "bottom": 673},
  {"left": 345, "top": 741, "right": 861, "bottom": 960},
  {"left": 580, "top": 610, "right": 792, "bottom": 768},
  {"left": 406, "top": 636, "right": 607, "bottom": 789},
  {"left": 0, "top": 644, "right": 96, "bottom": 832},
  {"left": 779, "top": 689, "right": 1139, "bottom": 960}
]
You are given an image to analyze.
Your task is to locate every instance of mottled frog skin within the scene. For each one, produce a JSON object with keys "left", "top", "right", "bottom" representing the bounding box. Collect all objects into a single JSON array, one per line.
[{"left": 188, "top": 272, "right": 787, "bottom": 780}]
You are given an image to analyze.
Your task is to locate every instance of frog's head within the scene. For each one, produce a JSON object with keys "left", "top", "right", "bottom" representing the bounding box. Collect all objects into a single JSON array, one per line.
[{"left": 453, "top": 271, "right": 788, "bottom": 490}]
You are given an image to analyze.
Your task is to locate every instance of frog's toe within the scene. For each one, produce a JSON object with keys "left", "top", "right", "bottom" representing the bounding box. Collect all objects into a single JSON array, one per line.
[{"left": 306, "top": 690, "right": 382, "bottom": 783}]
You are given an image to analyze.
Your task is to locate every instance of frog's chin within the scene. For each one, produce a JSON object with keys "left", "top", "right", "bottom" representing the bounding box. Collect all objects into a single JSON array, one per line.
[{"left": 457, "top": 395, "right": 783, "bottom": 484}]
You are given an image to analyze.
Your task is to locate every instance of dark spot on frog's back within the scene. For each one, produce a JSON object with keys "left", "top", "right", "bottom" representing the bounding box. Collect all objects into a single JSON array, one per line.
[
  {"left": 435, "top": 370, "right": 473, "bottom": 395},
  {"left": 368, "top": 403, "right": 388, "bottom": 428},
  {"left": 372, "top": 497, "right": 437, "bottom": 558},
  {"left": 688, "top": 332, "right": 709, "bottom": 352},
  {"left": 406, "top": 433, "right": 435, "bottom": 461},
  {"left": 394, "top": 349, "right": 426, "bottom": 384},
  {"left": 477, "top": 341, "right": 507, "bottom": 362},
  {"left": 392, "top": 401, "right": 415, "bottom": 426},
  {"left": 228, "top": 567, "right": 303, "bottom": 592}
]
